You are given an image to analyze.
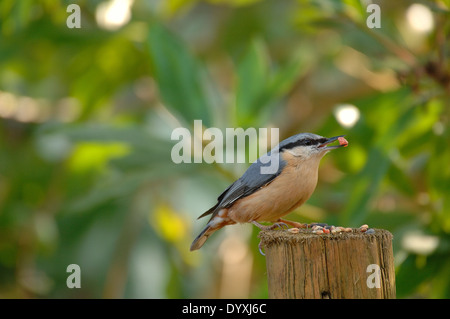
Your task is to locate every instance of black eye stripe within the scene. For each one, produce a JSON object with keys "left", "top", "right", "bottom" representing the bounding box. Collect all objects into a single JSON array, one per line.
[
  {"left": 303, "top": 139, "right": 321, "bottom": 146},
  {"left": 280, "top": 138, "right": 323, "bottom": 151}
]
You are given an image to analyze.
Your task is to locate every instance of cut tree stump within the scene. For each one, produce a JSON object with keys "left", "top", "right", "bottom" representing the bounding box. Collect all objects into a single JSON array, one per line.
[{"left": 259, "top": 228, "right": 396, "bottom": 299}]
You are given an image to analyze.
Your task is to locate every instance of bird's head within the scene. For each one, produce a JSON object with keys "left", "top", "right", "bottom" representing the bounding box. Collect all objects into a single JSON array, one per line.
[{"left": 277, "top": 133, "right": 348, "bottom": 159}]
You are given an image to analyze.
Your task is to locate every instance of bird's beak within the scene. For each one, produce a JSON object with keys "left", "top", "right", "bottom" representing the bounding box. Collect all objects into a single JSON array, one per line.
[{"left": 318, "top": 135, "right": 348, "bottom": 150}]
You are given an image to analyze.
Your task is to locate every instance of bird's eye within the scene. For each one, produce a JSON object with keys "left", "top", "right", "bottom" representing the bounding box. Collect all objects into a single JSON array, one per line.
[{"left": 304, "top": 140, "right": 313, "bottom": 146}]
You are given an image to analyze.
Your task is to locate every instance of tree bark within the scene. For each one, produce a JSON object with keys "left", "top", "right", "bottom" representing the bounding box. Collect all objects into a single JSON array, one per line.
[{"left": 259, "top": 228, "right": 396, "bottom": 299}]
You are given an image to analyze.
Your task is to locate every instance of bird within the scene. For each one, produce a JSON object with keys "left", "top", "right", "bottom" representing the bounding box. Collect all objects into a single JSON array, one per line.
[{"left": 190, "top": 132, "right": 348, "bottom": 251}]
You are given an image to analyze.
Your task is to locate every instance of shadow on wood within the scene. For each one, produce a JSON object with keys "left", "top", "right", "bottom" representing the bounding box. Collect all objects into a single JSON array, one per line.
[{"left": 259, "top": 228, "right": 396, "bottom": 299}]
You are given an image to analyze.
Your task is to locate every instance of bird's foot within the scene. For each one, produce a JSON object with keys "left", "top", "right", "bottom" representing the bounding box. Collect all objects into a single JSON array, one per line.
[
  {"left": 276, "top": 218, "right": 308, "bottom": 229},
  {"left": 251, "top": 220, "right": 288, "bottom": 231}
]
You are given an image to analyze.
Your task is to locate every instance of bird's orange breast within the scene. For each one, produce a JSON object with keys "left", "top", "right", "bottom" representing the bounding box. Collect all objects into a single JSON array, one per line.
[{"left": 227, "top": 153, "right": 321, "bottom": 223}]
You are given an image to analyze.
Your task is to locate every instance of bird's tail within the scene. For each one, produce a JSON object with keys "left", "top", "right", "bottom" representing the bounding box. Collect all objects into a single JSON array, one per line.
[{"left": 190, "top": 222, "right": 220, "bottom": 251}]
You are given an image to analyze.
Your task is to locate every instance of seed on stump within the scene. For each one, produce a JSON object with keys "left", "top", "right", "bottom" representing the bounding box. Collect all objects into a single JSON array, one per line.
[
  {"left": 359, "top": 224, "right": 369, "bottom": 232},
  {"left": 310, "top": 223, "right": 328, "bottom": 228}
]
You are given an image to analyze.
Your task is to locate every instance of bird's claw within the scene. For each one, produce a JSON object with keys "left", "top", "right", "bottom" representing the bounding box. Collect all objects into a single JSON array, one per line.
[
  {"left": 258, "top": 241, "right": 266, "bottom": 256},
  {"left": 271, "top": 222, "right": 289, "bottom": 230},
  {"left": 251, "top": 220, "right": 289, "bottom": 231}
]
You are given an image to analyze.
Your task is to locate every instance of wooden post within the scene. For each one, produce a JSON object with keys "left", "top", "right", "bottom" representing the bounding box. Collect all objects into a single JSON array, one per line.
[{"left": 259, "top": 228, "right": 396, "bottom": 299}]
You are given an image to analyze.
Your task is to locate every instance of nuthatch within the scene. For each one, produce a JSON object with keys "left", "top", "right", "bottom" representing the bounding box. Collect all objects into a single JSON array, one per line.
[{"left": 190, "top": 133, "right": 348, "bottom": 251}]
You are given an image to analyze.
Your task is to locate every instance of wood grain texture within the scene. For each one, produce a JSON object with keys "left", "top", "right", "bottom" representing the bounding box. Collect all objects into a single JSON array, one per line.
[{"left": 259, "top": 228, "right": 396, "bottom": 299}]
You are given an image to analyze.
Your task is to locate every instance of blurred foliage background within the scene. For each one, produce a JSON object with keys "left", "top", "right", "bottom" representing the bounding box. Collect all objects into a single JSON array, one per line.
[{"left": 0, "top": 0, "right": 449, "bottom": 299}]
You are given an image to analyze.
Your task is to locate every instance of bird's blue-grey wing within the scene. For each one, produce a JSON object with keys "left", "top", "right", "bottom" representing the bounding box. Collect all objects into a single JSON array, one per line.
[{"left": 197, "top": 152, "right": 286, "bottom": 219}]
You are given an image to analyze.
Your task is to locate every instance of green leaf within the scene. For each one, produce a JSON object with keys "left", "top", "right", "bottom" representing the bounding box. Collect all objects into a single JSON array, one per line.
[
  {"left": 387, "top": 163, "right": 415, "bottom": 196},
  {"left": 339, "top": 88, "right": 416, "bottom": 226},
  {"left": 339, "top": 147, "right": 390, "bottom": 226},
  {"left": 235, "top": 38, "right": 311, "bottom": 127},
  {"left": 147, "top": 22, "right": 214, "bottom": 127},
  {"left": 396, "top": 253, "right": 445, "bottom": 298},
  {"left": 235, "top": 38, "right": 268, "bottom": 125}
]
